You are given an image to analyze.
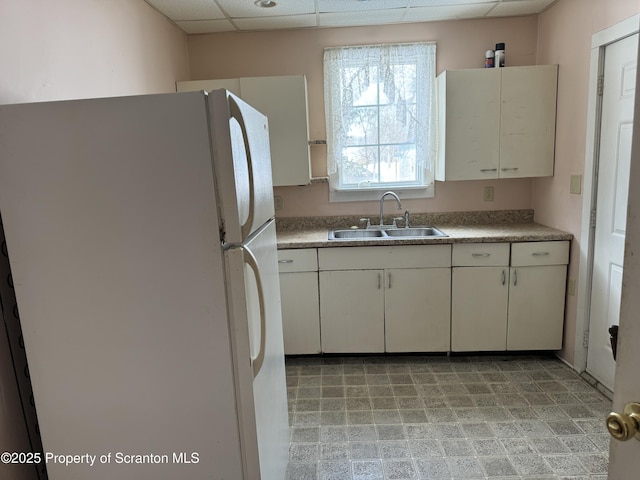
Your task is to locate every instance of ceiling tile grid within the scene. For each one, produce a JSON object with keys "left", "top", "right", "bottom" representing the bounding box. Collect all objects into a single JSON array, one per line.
[{"left": 145, "top": 0, "right": 558, "bottom": 33}]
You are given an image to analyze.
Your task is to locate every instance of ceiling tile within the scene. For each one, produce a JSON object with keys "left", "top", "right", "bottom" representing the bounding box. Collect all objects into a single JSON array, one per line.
[
  {"left": 145, "top": 0, "right": 224, "bottom": 20},
  {"left": 319, "top": 9, "right": 406, "bottom": 28},
  {"left": 318, "top": 0, "right": 409, "bottom": 13},
  {"left": 487, "top": 0, "right": 556, "bottom": 17},
  {"left": 405, "top": 4, "right": 496, "bottom": 22},
  {"left": 175, "top": 19, "right": 237, "bottom": 34},
  {"left": 234, "top": 14, "right": 318, "bottom": 30},
  {"left": 215, "top": 0, "right": 315, "bottom": 17}
]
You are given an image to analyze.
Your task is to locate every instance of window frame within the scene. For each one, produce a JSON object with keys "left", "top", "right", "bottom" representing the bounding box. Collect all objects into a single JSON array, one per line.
[{"left": 324, "top": 42, "right": 437, "bottom": 202}]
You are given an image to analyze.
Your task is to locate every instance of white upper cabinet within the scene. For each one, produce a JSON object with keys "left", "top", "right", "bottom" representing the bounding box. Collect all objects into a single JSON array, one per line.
[
  {"left": 177, "top": 75, "right": 312, "bottom": 187},
  {"left": 436, "top": 65, "right": 558, "bottom": 181}
]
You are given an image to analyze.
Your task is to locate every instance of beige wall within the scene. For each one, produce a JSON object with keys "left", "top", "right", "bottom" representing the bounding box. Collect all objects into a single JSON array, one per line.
[
  {"left": 535, "top": 0, "right": 640, "bottom": 364},
  {"left": 188, "top": 17, "right": 539, "bottom": 217},
  {"left": 0, "top": 0, "right": 188, "bottom": 105}
]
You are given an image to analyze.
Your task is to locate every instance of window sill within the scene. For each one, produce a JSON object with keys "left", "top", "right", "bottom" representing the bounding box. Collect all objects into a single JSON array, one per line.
[{"left": 329, "top": 184, "right": 434, "bottom": 203}]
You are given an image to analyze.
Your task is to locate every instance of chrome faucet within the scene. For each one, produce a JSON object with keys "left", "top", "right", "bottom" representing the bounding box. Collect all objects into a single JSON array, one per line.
[{"left": 379, "top": 191, "right": 402, "bottom": 226}]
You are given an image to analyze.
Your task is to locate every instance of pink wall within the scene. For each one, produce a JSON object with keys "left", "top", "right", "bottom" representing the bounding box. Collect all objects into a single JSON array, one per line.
[
  {"left": 188, "top": 17, "right": 539, "bottom": 217},
  {"left": 0, "top": 0, "right": 189, "bottom": 104},
  {"left": 535, "top": 0, "right": 640, "bottom": 364}
]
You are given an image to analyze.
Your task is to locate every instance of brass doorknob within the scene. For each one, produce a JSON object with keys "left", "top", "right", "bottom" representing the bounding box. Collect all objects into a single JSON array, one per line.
[{"left": 607, "top": 402, "right": 640, "bottom": 441}]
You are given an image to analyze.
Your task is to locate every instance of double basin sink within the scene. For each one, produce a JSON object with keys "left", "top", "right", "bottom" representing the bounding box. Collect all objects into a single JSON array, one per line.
[{"left": 329, "top": 226, "right": 448, "bottom": 241}]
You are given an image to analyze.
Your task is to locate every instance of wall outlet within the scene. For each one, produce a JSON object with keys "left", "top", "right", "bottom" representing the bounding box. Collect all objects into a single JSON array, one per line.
[
  {"left": 483, "top": 186, "right": 494, "bottom": 202},
  {"left": 274, "top": 195, "right": 283, "bottom": 211}
]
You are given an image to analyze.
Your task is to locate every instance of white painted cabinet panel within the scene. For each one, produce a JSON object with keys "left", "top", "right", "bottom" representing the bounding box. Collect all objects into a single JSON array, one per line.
[
  {"left": 436, "top": 65, "right": 558, "bottom": 181},
  {"left": 436, "top": 68, "right": 501, "bottom": 181},
  {"left": 278, "top": 249, "right": 320, "bottom": 355},
  {"left": 279, "top": 272, "right": 321, "bottom": 355},
  {"left": 385, "top": 268, "right": 451, "bottom": 352},
  {"left": 177, "top": 75, "right": 311, "bottom": 187},
  {"left": 507, "top": 265, "right": 567, "bottom": 350},
  {"left": 452, "top": 266, "right": 509, "bottom": 351},
  {"left": 319, "top": 270, "right": 385, "bottom": 353},
  {"left": 451, "top": 243, "right": 510, "bottom": 352}
]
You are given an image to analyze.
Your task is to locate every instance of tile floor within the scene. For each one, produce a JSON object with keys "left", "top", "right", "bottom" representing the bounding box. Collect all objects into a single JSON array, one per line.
[{"left": 285, "top": 354, "right": 612, "bottom": 480}]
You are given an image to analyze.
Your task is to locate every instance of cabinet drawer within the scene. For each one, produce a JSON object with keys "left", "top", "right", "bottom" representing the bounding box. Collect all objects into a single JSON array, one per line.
[
  {"left": 277, "top": 249, "right": 318, "bottom": 272},
  {"left": 511, "top": 241, "right": 569, "bottom": 266},
  {"left": 452, "top": 243, "right": 510, "bottom": 266},
  {"left": 318, "top": 245, "right": 451, "bottom": 271}
]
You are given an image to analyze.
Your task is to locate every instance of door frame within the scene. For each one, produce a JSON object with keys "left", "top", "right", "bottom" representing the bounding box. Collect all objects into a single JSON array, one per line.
[{"left": 575, "top": 13, "right": 640, "bottom": 374}]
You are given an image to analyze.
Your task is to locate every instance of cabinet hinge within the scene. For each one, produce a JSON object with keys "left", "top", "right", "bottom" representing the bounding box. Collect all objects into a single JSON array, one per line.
[
  {"left": 590, "top": 209, "right": 597, "bottom": 228},
  {"left": 597, "top": 75, "right": 604, "bottom": 96},
  {"left": 583, "top": 330, "right": 590, "bottom": 348}
]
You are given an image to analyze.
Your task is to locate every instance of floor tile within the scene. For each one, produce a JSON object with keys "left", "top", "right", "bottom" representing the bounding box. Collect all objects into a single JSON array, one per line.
[{"left": 286, "top": 354, "right": 611, "bottom": 480}]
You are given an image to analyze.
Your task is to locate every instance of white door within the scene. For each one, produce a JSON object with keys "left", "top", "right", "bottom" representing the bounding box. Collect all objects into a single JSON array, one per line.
[
  {"left": 587, "top": 33, "right": 638, "bottom": 391},
  {"left": 607, "top": 32, "right": 640, "bottom": 478}
]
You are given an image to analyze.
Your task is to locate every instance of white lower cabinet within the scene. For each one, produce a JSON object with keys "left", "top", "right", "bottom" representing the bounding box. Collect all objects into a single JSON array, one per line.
[
  {"left": 277, "top": 249, "right": 321, "bottom": 355},
  {"left": 452, "top": 241, "right": 569, "bottom": 352},
  {"left": 318, "top": 245, "right": 452, "bottom": 354},
  {"left": 507, "top": 241, "right": 570, "bottom": 350},
  {"left": 385, "top": 268, "right": 451, "bottom": 352},
  {"left": 451, "top": 243, "right": 510, "bottom": 352},
  {"left": 319, "top": 270, "right": 385, "bottom": 353}
]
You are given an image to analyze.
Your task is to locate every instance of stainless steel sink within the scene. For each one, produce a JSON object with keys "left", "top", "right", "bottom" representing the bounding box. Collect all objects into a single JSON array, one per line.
[
  {"left": 329, "top": 229, "right": 386, "bottom": 240},
  {"left": 328, "top": 226, "right": 447, "bottom": 240},
  {"left": 384, "top": 227, "right": 448, "bottom": 238}
]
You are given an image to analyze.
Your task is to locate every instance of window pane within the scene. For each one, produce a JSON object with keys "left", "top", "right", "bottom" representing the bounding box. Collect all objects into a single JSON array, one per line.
[
  {"left": 379, "top": 145, "right": 417, "bottom": 183},
  {"left": 345, "top": 106, "right": 378, "bottom": 146},
  {"left": 340, "top": 146, "right": 378, "bottom": 185},
  {"left": 379, "top": 104, "right": 416, "bottom": 144}
]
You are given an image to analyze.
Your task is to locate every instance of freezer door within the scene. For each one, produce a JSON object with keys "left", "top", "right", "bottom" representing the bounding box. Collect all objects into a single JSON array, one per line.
[
  {"left": 209, "top": 89, "right": 275, "bottom": 245},
  {"left": 224, "top": 220, "right": 289, "bottom": 480}
]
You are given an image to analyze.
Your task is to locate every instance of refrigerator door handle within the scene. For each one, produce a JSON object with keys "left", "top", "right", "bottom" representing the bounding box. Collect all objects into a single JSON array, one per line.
[
  {"left": 229, "top": 97, "right": 255, "bottom": 242},
  {"left": 243, "top": 245, "right": 266, "bottom": 377}
]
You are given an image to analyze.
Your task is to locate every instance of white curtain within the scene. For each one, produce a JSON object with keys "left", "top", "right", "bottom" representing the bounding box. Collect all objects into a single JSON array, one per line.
[{"left": 324, "top": 42, "right": 437, "bottom": 199}]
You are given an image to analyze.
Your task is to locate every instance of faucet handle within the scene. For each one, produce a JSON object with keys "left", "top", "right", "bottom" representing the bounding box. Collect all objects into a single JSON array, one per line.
[
  {"left": 392, "top": 217, "right": 404, "bottom": 228},
  {"left": 404, "top": 210, "right": 410, "bottom": 228},
  {"left": 359, "top": 218, "right": 371, "bottom": 229}
]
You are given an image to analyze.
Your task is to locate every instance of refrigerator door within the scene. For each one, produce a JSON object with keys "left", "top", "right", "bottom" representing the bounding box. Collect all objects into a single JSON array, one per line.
[
  {"left": 209, "top": 90, "right": 275, "bottom": 245},
  {"left": 224, "top": 220, "right": 289, "bottom": 480},
  {"left": 0, "top": 92, "right": 245, "bottom": 480}
]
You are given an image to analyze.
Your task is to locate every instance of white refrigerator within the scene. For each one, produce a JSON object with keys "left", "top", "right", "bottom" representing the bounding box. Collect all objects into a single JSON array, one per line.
[{"left": 0, "top": 90, "right": 289, "bottom": 480}]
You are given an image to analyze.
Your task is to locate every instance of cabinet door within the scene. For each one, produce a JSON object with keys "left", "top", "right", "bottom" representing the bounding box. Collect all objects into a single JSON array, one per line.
[
  {"left": 436, "top": 68, "right": 501, "bottom": 181},
  {"left": 240, "top": 76, "right": 311, "bottom": 187},
  {"left": 500, "top": 65, "right": 557, "bottom": 178},
  {"left": 319, "top": 270, "right": 384, "bottom": 353},
  {"left": 451, "top": 267, "right": 509, "bottom": 351},
  {"left": 279, "top": 272, "right": 321, "bottom": 355},
  {"left": 384, "top": 268, "right": 451, "bottom": 352},
  {"left": 507, "top": 265, "right": 566, "bottom": 350}
]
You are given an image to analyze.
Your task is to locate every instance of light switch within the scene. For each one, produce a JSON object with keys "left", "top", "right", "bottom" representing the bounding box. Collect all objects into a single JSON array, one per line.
[
  {"left": 483, "top": 186, "right": 494, "bottom": 202},
  {"left": 570, "top": 175, "right": 582, "bottom": 195}
]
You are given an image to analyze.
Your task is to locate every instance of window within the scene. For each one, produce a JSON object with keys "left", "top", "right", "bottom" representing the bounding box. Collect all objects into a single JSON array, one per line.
[{"left": 324, "top": 42, "right": 437, "bottom": 202}]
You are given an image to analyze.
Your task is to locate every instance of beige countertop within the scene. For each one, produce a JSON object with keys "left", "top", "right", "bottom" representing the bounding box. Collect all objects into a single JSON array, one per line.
[{"left": 276, "top": 222, "right": 573, "bottom": 249}]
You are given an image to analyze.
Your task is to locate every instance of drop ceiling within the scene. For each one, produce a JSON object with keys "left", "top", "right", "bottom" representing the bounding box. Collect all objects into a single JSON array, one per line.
[{"left": 145, "top": 0, "right": 557, "bottom": 34}]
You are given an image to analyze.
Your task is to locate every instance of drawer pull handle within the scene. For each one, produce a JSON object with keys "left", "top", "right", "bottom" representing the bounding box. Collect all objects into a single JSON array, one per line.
[
  {"left": 532, "top": 252, "right": 550, "bottom": 256},
  {"left": 513, "top": 269, "right": 518, "bottom": 286},
  {"left": 388, "top": 273, "right": 392, "bottom": 289},
  {"left": 472, "top": 253, "right": 491, "bottom": 257},
  {"left": 377, "top": 273, "right": 382, "bottom": 290},
  {"left": 480, "top": 168, "right": 498, "bottom": 172},
  {"left": 278, "top": 259, "right": 294, "bottom": 264},
  {"left": 502, "top": 270, "right": 506, "bottom": 286},
  {"left": 501, "top": 167, "right": 519, "bottom": 171}
]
